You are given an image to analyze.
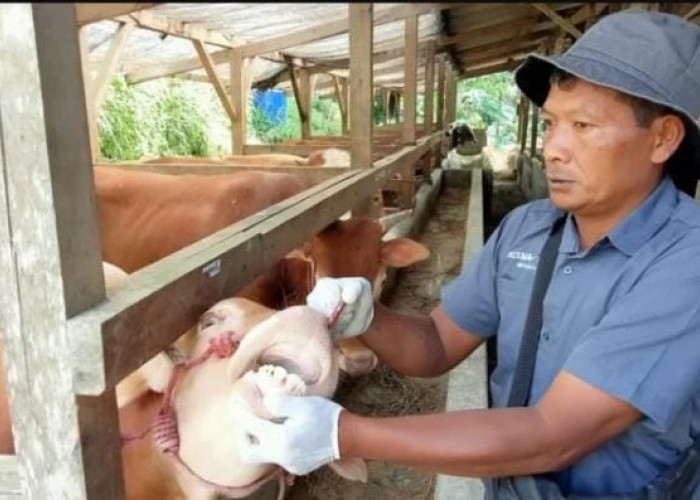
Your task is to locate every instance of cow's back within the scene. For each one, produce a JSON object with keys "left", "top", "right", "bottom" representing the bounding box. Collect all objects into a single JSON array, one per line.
[{"left": 95, "top": 167, "right": 312, "bottom": 272}]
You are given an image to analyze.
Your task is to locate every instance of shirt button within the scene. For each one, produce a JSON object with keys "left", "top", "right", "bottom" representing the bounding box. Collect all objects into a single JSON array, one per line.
[
  {"left": 542, "top": 331, "right": 550, "bottom": 341},
  {"left": 563, "top": 266, "right": 572, "bottom": 274}
]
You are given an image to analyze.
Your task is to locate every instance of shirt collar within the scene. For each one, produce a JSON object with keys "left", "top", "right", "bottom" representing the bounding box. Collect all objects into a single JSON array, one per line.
[{"left": 559, "top": 176, "right": 679, "bottom": 257}]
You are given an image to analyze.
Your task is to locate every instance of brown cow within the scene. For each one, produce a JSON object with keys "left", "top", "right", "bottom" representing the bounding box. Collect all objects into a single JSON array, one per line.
[
  {"left": 95, "top": 167, "right": 314, "bottom": 273},
  {"left": 139, "top": 148, "right": 350, "bottom": 168}
]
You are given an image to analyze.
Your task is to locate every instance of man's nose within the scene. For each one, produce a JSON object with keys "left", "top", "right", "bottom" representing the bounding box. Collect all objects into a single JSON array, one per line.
[{"left": 543, "top": 125, "right": 571, "bottom": 166}]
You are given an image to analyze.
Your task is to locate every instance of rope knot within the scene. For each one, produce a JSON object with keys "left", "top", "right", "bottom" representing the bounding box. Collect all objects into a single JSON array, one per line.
[
  {"left": 209, "top": 334, "right": 237, "bottom": 358},
  {"left": 153, "top": 405, "right": 179, "bottom": 454}
]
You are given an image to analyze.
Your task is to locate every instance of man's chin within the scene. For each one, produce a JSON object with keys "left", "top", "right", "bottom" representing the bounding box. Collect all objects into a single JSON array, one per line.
[{"left": 548, "top": 193, "right": 580, "bottom": 213}]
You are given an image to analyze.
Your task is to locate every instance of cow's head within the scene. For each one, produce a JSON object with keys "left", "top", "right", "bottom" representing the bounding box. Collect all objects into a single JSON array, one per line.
[
  {"left": 158, "top": 298, "right": 365, "bottom": 499},
  {"left": 290, "top": 216, "right": 429, "bottom": 376},
  {"left": 446, "top": 121, "right": 477, "bottom": 151},
  {"left": 301, "top": 216, "right": 429, "bottom": 301},
  {"left": 306, "top": 148, "right": 351, "bottom": 167}
]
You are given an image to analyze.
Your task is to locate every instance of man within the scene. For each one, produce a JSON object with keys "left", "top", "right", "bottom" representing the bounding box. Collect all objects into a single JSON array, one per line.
[{"left": 238, "top": 10, "right": 700, "bottom": 498}]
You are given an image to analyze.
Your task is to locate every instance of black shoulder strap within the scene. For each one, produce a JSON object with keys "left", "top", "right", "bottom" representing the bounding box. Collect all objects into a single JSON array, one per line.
[{"left": 507, "top": 215, "right": 567, "bottom": 408}]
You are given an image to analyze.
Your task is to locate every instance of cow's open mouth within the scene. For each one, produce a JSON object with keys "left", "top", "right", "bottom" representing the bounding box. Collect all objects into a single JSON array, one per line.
[{"left": 255, "top": 345, "right": 322, "bottom": 386}]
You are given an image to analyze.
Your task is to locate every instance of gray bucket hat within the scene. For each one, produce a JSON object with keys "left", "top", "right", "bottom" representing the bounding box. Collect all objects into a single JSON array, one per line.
[{"left": 514, "top": 10, "right": 700, "bottom": 195}]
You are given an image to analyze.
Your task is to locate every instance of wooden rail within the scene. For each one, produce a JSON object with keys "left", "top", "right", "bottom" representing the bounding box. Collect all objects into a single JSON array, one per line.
[{"left": 71, "top": 131, "right": 443, "bottom": 395}]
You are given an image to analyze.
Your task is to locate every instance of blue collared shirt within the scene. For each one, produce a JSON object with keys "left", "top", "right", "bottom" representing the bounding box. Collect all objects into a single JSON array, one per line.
[{"left": 442, "top": 176, "right": 700, "bottom": 496}]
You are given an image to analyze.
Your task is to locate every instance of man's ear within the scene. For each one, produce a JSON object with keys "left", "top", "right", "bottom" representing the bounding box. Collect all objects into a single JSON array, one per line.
[{"left": 650, "top": 114, "right": 685, "bottom": 164}]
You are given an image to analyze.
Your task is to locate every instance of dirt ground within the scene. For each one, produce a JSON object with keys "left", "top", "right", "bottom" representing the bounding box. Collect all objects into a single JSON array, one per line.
[{"left": 286, "top": 186, "right": 471, "bottom": 500}]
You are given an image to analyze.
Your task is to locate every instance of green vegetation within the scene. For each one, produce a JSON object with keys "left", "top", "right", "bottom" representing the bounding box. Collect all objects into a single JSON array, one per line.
[
  {"left": 247, "top": 95, "right": 343, "bottom": 143},
  {"left": 98, "top": 76, "right": 230, "bottom": 161},
  {"left": 456, "top": 71, "right": 521, "bottom": 147},
  {"left": 97, "top": 70, "right": 522, "bottom": 161}
]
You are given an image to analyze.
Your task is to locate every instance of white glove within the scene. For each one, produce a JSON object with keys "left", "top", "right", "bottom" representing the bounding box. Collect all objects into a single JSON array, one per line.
[
  {"left": 238, "top": 394, "right": 344, "bottom": 476},
  {"left": 306, "top": 277, "right": 374, "bottom": 340}
]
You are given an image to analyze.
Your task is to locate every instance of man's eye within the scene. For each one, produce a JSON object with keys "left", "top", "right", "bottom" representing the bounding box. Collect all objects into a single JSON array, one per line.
[
  {"left": 573, "top": 121, "right": 591, "bottom": 129},
  {"left": 541, "top": 120, "right": 552, "bottom": 132}
]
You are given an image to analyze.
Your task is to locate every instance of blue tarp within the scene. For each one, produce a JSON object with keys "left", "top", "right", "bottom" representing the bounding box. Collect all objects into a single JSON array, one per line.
[{"left": 251, "top": 89, "right": 286, "bottom": 124}]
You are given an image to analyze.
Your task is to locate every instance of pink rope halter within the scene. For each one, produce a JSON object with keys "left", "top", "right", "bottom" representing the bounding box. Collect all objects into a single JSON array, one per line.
[
  {"left": 125, "top": 332, "right": 289, "bottom": 496},
  {"left": 122, "top": 300, "right": 346, "bottom": 496}
]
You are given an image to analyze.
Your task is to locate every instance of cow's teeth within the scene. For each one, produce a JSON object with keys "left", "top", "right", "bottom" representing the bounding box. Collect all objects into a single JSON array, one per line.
[{"left": 251, "top": 364, "right": 307, "bottom": 396}]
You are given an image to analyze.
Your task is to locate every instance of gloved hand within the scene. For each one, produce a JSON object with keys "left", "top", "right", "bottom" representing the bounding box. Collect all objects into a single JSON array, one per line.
[
  {"left": 306, "top": 277, "right": 374, "bottom": 340},
  {"left": 238, "top": 394, "right": 344, "bottom": 476}
]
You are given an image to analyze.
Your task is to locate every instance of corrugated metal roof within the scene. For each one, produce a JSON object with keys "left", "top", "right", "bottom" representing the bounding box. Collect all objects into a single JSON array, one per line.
[{"left": 83, "top": 3, "right": 700, "bottom": 95}]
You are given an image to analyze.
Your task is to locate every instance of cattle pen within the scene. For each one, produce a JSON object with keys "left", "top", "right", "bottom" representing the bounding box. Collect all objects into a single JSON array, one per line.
[{"left": 1, "top": 3, "right": 697, "bottom": 499}]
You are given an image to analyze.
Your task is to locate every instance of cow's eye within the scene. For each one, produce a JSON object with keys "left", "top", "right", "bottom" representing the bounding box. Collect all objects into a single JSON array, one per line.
[{"left": 200, "top": 313, "right": 220, "bottom": 330}]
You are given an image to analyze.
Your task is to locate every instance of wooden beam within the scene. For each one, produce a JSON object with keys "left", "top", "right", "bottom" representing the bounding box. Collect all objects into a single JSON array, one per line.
[
  {"left": 116, "top": 8, "right": 237, "bottom": 48},
  {"left": 459, "top": 41, "right": 544, "bottom": 69},
  {"left": 459, "top": 52, "right": 529, "bottom": 72},
  {"left": 299, "top": 69, "right": 312, "bottom": 138},
  {"left": 532, "top": 3, "right": 583, "bottom": 39},
  {"left": 92, "top": 22, "right": 134, "bottom": 112},
  {"left": 240, "top": 3, "right": 453, "bottom": 58},
  {"left": 78, "top": 27, "right": 100, "bottom": 164},
  {"left": 333, "top": 76, "right": 347, "bottom": 121},
  {"left": 1, "top": 4, "right": 113, "bottom": 497},
  {"left": 437, "top": 55, "right": 446, "bottom": 130},
  {"left": 97, "top": 163, "right": 345, "bottom": 182},
  {"left": 520, "top": 98, "right": 530, "bottom": 153},
  {"left": 287, "top": 59, "right": 307, "bottom": 125},
  {"left": 126, "top": 48, "right": 228, "bottom": 84},
  {"left": 349, "top": 4, "right": 373, "bottom": 169},
  {"left": 444, "top": 64, "right": 456, "bottom": 125},
  {"left": 193, "top": 40, "right": 237, "bottom": 122},
  {"left": 424, "top": 42, "right": 435, "bottom": 134},
  {"left": 305, "top": 39, "right": 436, "bottom": 77},
  {"left": 126, "top": 49, "right": 288, "bottom": 85},
  {"left": 36, "top": 6, "right": 125, "bottom": 498},
  {"left": 684, "top": 3, "right": 700, "bottom": 20},
  {"left": 382, "top": 88, "right": 390, "bottom": 125},
  {"left": 230, "top": 49, "right": 245, "bottom": 155},
  {"left": 442, "top": 4, "right": 603, "bottom": 49},
  {"left": 71, "top": 133, "right": 443, "bottom": 393},
  {"left": 530, "top": 101, "right": 540, "bottom": 158},
  {"left": 75, "top": 3, "right": 158, "bottom": 26},
  {"left": 403, "top": 14, "right": 418, "bottom": 145},
  {"left": 453, "top": 31, "right": 548, "bottom": 57}
]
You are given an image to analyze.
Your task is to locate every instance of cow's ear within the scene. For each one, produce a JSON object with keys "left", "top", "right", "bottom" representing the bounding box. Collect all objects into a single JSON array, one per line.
[
  {"left": 380, "top": 238, "right": 430, "bottom": 268},
  {"left": 285, "top": 242, "right": 313, "bottom": 262}
]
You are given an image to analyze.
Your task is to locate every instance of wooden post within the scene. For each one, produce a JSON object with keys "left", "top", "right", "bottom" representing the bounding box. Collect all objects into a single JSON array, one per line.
[
  {"left": 194, "top": 39, "right": 237, "bottom": 124},
  {"left": 423, "top": 42, "right": 435, "bottom": 174},
  {"left": 444, "top": 64, "right": 457, "bottom": 126},
  {"left": 381, "top": 88, "right": 389, "bottom": 125},
  {"left": 0, "top": 4, "right": 121, "bottom": 497},
  {"left": 402, "top": 14, "right": 418, "bottom": 145},
  {"left": 349, "top": 3, "right": 374, "bottom": 215},
  {"left": 437, "top": 55, "right": 446, "bottom": 131},
  {"left": 529, "top": 104, "right": 539, "bottom": 158},
  {"left": 333, "top": 76, "right": 348, "bottom": 135},
  {"left": 35, "top": 4, "right": 125, "bottom": 498},
  {"left": 78, "top": 28, "right": 100, "bottom": 163},
  {"left": 423, "top": 42, "right": 435, "bottom": 135},
  {"left": 520, "top": 98, "right": 530, "bottom": 154},
  {"left": 299, "top": 68, "right": 311, "bottom": 138},
  {"left": 230, "top": 48, "right": 245, "bottom": 155},
  {"left": 341, "top": 77, "right": 349, "bottom": 135},
  {"left": 92, "top": 22, "right": 133, "bottom": 113}
]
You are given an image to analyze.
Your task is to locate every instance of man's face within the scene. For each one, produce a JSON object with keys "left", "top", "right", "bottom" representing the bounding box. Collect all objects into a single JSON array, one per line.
[{"left": 541, "top": 78, "right": 662, "bottom": 218}]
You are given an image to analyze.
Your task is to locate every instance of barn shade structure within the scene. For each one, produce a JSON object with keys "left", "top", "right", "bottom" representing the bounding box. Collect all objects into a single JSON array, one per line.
[{"left": 0, "top": 2, "right": 698, "bottom": 498}]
